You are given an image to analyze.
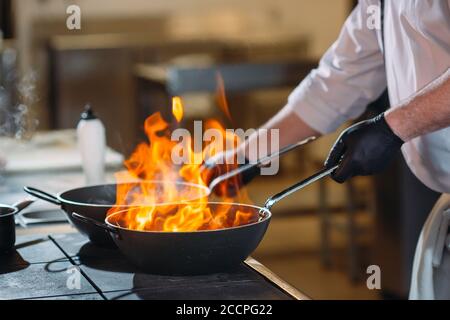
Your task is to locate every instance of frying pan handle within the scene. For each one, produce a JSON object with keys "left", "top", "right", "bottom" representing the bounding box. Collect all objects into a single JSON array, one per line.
[
  {"left": 23, "top": 186, "right": 62, "bottom": 206},
  {"left": 208, "top": 136, "right": 317, "bottom": 191},
  {"left": 71, "top": 212, "right": 119, "bottom": 234},
  {"left": 12, "top": 199, "right": 35, "bottom": 213},
  {"left": 264, "top": 165, "right": 338, "bottom": 210}
]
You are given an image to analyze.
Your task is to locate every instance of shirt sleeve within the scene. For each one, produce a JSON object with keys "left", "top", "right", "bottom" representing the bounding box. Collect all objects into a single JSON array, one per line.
[{"left": 286, "top": 0, "right": 386, "bottom": 134}]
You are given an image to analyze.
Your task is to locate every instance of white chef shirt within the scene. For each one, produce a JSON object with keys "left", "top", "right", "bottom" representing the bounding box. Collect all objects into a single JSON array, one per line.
[{"left": 286, "top": 0, "right": 450, "bottom": 193}]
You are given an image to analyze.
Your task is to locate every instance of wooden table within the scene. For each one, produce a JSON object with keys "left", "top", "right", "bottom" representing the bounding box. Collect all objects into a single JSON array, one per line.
[{"left": 0, "top": 233, "right": 309, "bottom": 300}]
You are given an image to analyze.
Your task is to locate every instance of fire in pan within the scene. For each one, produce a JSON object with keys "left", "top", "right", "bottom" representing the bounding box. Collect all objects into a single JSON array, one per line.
[
  {"left": 72, "top": 165, "right": 337, "bottom": 275},
  {"left": 24, "top": 138, "right": 315, "bottom": 246}
]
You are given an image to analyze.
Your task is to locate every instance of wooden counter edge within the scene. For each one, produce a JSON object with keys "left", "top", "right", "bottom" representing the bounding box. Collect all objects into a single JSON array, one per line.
[{"left": 245, "top": 257, "right": 311, "bottom": 300}]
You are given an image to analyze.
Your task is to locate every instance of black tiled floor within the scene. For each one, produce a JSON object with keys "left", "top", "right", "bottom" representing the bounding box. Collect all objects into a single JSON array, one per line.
[
  {"left": 26, "top": 293, "right": 104, "bottom": 300},
  {"left": 50, "top": 233, "right": 120, "bottom": 262},
  {"left": 104, "top": 278, "right": 290, "bottom": 300},
  {"left": 0, "top": 235, "right": 69, "bottom": 266},
  {"left": 54, "top": 234, "right": 292, "bottom": 300},
  {"left": 0, "top": 261, "right": 99, "bottom": 300},
  {"left": 81, "top": 261, "right": 290, "bottom": 299},
  {"left": 1, "top": 233, "right": 295, "bottom": 300}
]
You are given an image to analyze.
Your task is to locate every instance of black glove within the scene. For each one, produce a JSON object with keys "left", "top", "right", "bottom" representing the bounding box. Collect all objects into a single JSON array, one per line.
[
  {"left": 202, "top": 156, "right": 260, "bottom": 197},
  {"left": 325, "top": 113, "right": 404, "bottom": 183}
]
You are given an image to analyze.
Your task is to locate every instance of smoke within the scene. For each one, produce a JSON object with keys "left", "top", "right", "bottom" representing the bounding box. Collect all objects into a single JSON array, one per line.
[{"left": 0, "top": 48, "right": 39, "bottom": 140}]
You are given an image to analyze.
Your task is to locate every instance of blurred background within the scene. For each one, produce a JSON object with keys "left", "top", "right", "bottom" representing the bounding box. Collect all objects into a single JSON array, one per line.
[{"left": 0, "top": 0, "right": 441, "bottom": 299}]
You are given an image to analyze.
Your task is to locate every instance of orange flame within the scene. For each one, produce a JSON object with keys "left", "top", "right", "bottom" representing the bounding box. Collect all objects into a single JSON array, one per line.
[
  {"left": 216, "top": 72, "right": 233, "bottom": 123},
  {"left": 172, "top": 96, "right": 184, "bottom": 123},
  {"left": 108, "top": 95, "right": 255, "bottom": 232}
]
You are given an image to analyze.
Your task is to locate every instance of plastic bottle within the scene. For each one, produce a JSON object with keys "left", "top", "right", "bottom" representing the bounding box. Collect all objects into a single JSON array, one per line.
[{"left": 76, "top": 105, "right": 106, "bottom": 185}]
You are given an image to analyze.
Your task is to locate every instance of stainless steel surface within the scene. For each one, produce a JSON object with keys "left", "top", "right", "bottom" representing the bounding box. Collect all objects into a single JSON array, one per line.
[
  {"left": 0, "top": 170, "right": 118, "bottom": 234},
  {"left": 17, "top": 209, "right": 68, "bottom": 226}
]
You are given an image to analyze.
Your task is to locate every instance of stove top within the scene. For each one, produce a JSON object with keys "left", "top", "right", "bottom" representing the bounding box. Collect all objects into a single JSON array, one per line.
[{"left": 0, "top": 233, "right": 304, "bottom": 300}]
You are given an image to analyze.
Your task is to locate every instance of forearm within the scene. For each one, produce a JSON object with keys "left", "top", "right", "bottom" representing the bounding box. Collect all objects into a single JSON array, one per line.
[
  {"left": 385, "top": 68, "right": 450, "bottom": 142},
  {"left": 240, "top": 105, "right": 320, "bottom": 161}
]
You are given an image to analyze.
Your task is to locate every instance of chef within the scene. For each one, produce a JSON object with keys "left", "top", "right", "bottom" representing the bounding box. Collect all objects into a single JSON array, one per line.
[{"left": 207, "top": 0, "right": 450, "bottom": 299}]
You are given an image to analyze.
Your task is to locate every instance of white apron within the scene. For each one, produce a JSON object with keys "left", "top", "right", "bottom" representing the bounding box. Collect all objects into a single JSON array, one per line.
[{"left": 409, "top": 194, "right": 450, "bottom": 299}]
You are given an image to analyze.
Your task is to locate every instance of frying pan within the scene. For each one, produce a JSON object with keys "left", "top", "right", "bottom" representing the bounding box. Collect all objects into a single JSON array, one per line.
[
  {"left": 72, "top": 165, "right": 338, "bottom": 275},
  {"left": 0, "top": 200, "right": 34, "bottom": 253},
  {"left": 23, "top": 181, "right": 209, "bottom": 246},
  {"left": 23, "top": 137, "right": 315, "bottom": 246}
]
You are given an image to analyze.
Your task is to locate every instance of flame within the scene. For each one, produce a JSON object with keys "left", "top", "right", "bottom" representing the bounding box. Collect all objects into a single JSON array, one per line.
[
  {"left": 108, "top": 96, "right": 256, "bottom": 232},
  {"left": 216, "top": 72, "right": 233, "bottom": 122},
  {"left": 172, "top": 96, "right": 184, "bottom": 123}
]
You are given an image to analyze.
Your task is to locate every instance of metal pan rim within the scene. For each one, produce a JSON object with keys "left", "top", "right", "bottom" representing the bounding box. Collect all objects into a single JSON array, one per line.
[
  {"left": 0, "top": 205, "right": 18, "bottom": 218},
  {"left": 104, "top": 201, "right": 271, "bottom": 234},
  {"left": 57, "top": 180, "right": 211, "bottom": 208}
]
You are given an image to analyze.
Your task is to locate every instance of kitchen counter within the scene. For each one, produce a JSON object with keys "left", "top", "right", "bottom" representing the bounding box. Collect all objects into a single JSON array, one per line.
[
  {"left": 0, "top": 233, "right": 309, "bottom": 300},
  {"left": 0, "top": 132, "right": 310, "bottom": 300}
]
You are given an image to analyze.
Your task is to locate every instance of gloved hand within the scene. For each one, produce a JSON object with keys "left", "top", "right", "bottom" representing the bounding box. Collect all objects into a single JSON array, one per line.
[
  {"left": 202, "top": 150, "right": 260, "bottom": 197},
  {"left": 324, "top": 113, "right": 404, "bottom": 183}
]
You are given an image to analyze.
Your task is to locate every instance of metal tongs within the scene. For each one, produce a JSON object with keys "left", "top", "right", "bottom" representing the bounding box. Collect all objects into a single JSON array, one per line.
[
  {"left": 207, "top": 136, "right": 317, "bottom": 191},
  {"left": 201, "top": 135, "right": 338, "bottom": 213}
]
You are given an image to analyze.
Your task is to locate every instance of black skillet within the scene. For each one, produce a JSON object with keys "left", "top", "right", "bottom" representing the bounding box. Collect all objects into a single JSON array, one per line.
[
  {"left": 72, "top": 165, "right": 337, "bottom": 275},
  {"left": 24, "top": 138, "right": 315, "bottom": 246}
]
